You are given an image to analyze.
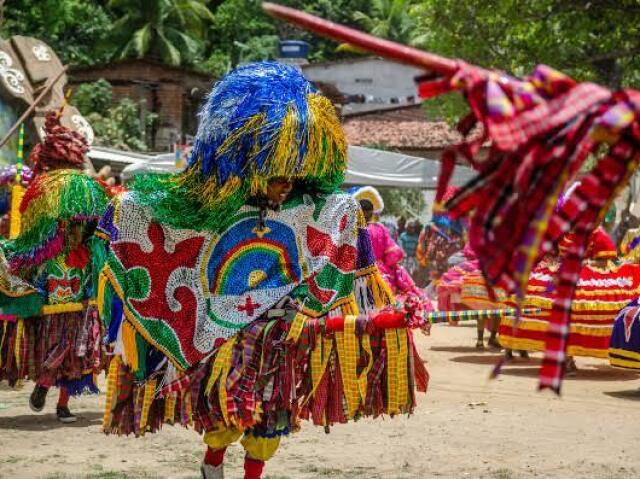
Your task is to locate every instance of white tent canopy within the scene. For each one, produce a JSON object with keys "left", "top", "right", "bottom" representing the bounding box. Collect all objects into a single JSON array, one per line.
[
  {"left": 346, "top": 146, "right": 474, "bottom": 188},
  {"left": 120, "top": 145, "right": 475, "bottom": 189}
]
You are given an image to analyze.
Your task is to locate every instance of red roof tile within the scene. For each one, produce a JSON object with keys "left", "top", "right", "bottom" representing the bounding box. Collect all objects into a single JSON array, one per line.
[{"left": 343, "top": 119, "right": 468, "bottom": 150}]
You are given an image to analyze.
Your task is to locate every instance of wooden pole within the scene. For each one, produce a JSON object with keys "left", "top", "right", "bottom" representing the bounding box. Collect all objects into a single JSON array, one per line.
[
  {"left": 262, "top": 2, "right": 461, "bottom": 75},
  {"left": 0, "top": 65, "right": 69, "bottom": 149}
]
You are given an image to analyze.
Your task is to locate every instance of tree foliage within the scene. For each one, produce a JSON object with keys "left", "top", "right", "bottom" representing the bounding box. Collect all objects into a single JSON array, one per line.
[
  {"left": 409, "top": 1, "right": 640, "bottom": 121},
  {"left": 75, "top": 80, "right": 157, "bottom": 151},
  {"left": 352, "top": 0, "right": 418, "bottom": 44},
  {"left": 379, "top": 186, "right": 425, "bottom": 219},
  {"left": 107, "top": 0, "right": 215, "bottom": 66},
  {"left": 411, "top": 0, "right": 640, "bottom": 88},
  {"left": 0, "top": 0, "right": 112, "bottom": 65},
  {"left": 5, "top": 0, "right": 640, "bottom": 148}
]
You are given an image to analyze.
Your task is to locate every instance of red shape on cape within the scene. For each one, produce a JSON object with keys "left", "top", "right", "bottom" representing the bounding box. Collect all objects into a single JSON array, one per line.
[{"left": 306, "top": 225, "right": 356, "bottom": 272}]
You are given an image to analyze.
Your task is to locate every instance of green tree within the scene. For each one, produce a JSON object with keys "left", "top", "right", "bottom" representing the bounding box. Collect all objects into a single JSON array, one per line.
[
  {"left": 201, "top": 0, "right": 376, "bottom": 70},
  {"left": 379, "top": 187, "right": 425, "bottom": 219},
  {"left": 352, "top": 0, "right": 418, "bottom": 44},
  {"left": 75, "top": 80, "right": 157, "bottom": 151},
  {"left": 107, "top": 0, "right": 214, "bottom": 66},
  {"left": 73, "top": 79, "right": 113, "bottom": 117},
  {"left": 411, "top": 0, "right": 640, "bottom": 89},
  {"left": 0, "top": 0, "right": 112, "bottom": 65},
  {"left": 408, "top": 0, "right": 640, "bottom": 121}
]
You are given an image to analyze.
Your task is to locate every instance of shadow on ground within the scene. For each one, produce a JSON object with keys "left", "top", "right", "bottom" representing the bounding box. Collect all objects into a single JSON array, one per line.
[
  {"left": 0, "top": 410, "right": 102, "bottom": 431},
  {"left": 449, "top": 354, "right": 540, "bottom": 366},
  {"left": 603, "top": 388, "right": 640, "bottom": 400},
  {"left": 430, "top": 345, "right": 500, "bottom": 354},
  {"left": 496, "top": 364, "right": 640, "bottom": 382}
]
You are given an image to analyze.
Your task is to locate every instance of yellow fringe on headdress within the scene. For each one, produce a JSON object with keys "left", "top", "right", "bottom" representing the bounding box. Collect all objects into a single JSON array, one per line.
[{"left": 174, "top": 93, "right": 346, "bottom": 211}]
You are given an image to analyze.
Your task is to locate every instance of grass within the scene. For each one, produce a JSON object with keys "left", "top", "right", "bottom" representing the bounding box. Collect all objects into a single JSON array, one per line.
[
  {"left": 303, "top": 464, "right": 343, "bottom": 476},
  {"left": 85, "top": 472, "right": 157, "bottom": 479},
  {"left": 491, "top": 468, "right": 517, "bottom": 479}
]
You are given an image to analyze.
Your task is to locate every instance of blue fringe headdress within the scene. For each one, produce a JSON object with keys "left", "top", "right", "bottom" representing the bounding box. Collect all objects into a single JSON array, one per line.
[{"left": 133, "top": 62, "right": 347, "bottom": 231}]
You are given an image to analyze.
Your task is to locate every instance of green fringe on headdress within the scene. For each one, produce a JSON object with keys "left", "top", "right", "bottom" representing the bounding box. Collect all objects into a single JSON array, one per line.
[{"left": 5, "top": 169, "right": 109, "bottom": 271}]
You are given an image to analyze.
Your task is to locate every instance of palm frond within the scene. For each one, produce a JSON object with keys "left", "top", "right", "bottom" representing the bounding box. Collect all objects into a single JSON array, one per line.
[
  {"left": 157, "top": 31, "right": 181, "bottom": 65},
  {"left": 132, "top": 24, "right": 153, "bottom": 57},
  {"left": 353, "top": 11, "right": 375, "bottom": 31}
]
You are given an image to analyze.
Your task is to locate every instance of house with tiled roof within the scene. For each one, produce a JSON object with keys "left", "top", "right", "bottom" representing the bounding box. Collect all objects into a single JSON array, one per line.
[{"left": 300, "top": 58, "right": 481, "bottom": 159}]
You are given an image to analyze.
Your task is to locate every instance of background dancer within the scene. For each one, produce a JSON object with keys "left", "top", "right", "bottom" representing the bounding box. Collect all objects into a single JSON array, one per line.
[{"left": 0, "top": 112, "right": 109, "bottom": 423}]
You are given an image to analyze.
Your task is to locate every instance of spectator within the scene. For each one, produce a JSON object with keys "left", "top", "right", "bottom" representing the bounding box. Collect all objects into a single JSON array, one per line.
[
  {"left": 396, "top": 216, "right": 407, "bottom": 240},
  {"left": 399, "top": 219, "right": 421, "bottom": 278}
]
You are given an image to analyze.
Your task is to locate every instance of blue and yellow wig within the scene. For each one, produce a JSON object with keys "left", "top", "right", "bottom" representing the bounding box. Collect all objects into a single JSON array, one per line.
[{"left": 178, "top": 62, "right": 346, "bottom": 208}]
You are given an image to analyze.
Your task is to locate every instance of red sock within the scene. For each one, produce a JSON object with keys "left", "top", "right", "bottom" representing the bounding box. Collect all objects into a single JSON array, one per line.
[
  {"left": 244, "top": 457, "right": 265, "bottom": 479},
  {"left": 204, "top": 447, "right": 226, "bottom": 467},
  {"left": 57, "top": 388, "right": 70, "bottom": 408}
]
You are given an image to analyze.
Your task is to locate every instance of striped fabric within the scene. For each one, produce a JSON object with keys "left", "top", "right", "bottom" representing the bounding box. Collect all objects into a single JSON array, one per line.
[
  {"left": 427, "top": 308, "right": 539, "bottom": 323},
  {"left": 430, "top": 62, "right": 640, "bottom": 393}
]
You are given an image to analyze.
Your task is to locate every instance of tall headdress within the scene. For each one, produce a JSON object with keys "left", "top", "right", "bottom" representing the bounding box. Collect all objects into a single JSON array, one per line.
[
  {"left": 7, "top": 170, "right": 109, "bottom": 272},
  {"left": 29, "top": 111, "right": 88, "bottom": 174},
  {"left": 176, "top": 62, "right": 347, "bottom": 225}
]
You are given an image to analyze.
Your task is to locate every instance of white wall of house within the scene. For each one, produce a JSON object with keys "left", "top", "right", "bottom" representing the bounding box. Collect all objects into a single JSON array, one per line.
[{"left": 302, "top": 58, "right": 424, "bottom": 115}]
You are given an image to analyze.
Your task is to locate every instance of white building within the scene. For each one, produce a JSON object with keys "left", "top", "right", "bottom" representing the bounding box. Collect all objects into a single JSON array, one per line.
[{"left": 301, "top": 57, "right": 425, "bottom": 115}]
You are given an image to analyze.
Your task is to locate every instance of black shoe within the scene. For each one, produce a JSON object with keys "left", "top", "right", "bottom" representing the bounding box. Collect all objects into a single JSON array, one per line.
[
  {"left": 56, "top": 406, "right": 77, "bottom": 424},
  {"left": 519, "top": 350, "right": 530, "bottom": 359},
  {"left": 29, "top": 385, "right": 48, "bottom": 412}
]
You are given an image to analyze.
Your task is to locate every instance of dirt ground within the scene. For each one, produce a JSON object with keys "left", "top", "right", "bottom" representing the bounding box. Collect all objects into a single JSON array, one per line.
[{"left": 1, "top": 321, "right": 639, "bottom": 479}]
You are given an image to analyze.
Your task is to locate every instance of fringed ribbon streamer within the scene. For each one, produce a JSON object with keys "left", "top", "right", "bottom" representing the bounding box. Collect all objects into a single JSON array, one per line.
[{"left": 9, "top": 184, "right": 24, "bottom": 239}]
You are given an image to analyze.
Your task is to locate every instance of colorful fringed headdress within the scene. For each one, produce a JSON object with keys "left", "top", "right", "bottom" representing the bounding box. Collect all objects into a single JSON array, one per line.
[
  {"left": 7, "top": 169, "right": 109, "bottom": 272},
  {"left": 178, "top": 62, "right": 347, "bottom": 221},
  {"left": 29, "top": 111, "right": 88, "bottom": 173}
]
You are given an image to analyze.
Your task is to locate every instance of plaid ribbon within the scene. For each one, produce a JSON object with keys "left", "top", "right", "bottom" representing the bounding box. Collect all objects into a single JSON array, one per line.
[
  {"left": 427, "top": 61, "right": 640, "bottom": 392},
  {"left": 538, "top": 137, "right": 640, "bottom": 390}
]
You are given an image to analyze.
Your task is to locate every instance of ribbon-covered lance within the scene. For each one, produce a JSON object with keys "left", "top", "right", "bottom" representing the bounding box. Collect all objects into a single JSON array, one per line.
[
  {"left": 262, "top": 2, "right": 640, "bottom": 393},
  {"left": 313, "top": 307, "right": 541, "bottom": 333}
]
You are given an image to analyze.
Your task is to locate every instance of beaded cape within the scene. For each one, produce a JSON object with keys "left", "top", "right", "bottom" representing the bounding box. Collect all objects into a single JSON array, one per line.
[{"left": 98, "top": 189, "right": 384, "bottom": 370}]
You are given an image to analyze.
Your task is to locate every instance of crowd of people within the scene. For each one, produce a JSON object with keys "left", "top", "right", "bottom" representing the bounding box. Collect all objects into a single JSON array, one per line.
[
  {"left": 1, "top": 32, "right": 640, "bottom": 479},
  {"left": 360, "top": 182, "right": 640, "bottom": 380}
]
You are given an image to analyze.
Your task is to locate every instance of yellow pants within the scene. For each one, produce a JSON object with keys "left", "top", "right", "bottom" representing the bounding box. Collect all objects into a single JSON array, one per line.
[{"left": 203, "top": 426, "right": 281, "bottom": 462}]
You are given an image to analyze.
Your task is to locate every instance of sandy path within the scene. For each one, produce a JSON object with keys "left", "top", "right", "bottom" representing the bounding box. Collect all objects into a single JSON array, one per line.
[{"left": 1, "top": 322, "right": 639, "bottom": 479}]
